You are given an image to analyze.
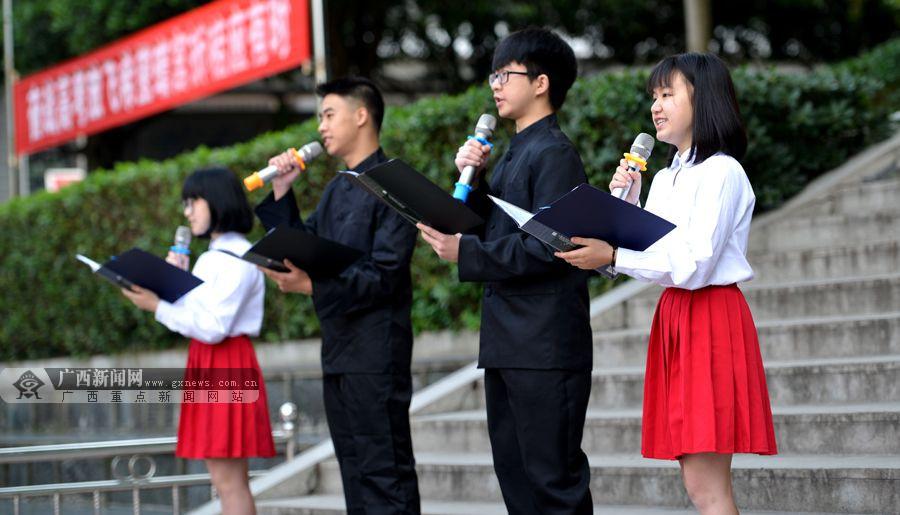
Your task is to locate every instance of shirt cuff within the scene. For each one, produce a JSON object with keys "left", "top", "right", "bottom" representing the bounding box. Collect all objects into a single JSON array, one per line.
[
  {"left": 154, "top": 300, "right": 176, "bottom": 328},
  {"left": 255, "top": 188, "right": 299, "bottom": 227},
  {"left": 612, "top": 247, "right": 642, "bottom": 275},
  {"left": 457, "top": 234, "right": 482, "bottom": 282}
]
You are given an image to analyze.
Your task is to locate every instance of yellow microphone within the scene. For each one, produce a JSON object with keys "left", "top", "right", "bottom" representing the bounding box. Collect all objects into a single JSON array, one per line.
[
  {"left": 611, "top": 133, "right": 654, "bottom": 200},
  {"left": 244, "top": 142, "right": 325, "bottom": 191}
]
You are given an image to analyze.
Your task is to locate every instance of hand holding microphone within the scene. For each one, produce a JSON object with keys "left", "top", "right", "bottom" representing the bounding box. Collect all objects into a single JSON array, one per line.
[
  {"left": 453, "top": 114, "right": 496, "bottom": 202},
  {"left": 454, "top": 140, "right": 491, "bottom": 179},
  {"left": 167, "top": 225, "right": 192, "bottom": 271},
  {"left": 244, "top": 142, "right": 325, "bottom": 196},
  {"left": 609, "top": 159, "right": 643, "bottom": 205}
]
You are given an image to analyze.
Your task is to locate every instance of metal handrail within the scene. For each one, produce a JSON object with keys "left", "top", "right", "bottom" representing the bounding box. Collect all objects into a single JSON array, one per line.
[
  {"left": 0, "top": 432, "right": 291, "bottom": 464},
  {"left": 0, "top": 402, "right": 305, "bottom": 515},
  {"left": 0, "top": 471, "right": 271, "bottom": 515},
  {"left": 0, "top": 470, "right": 269, "bottom": 497},
  {"left": 0, "top": 401, "right": 306, "bottom": 465}
]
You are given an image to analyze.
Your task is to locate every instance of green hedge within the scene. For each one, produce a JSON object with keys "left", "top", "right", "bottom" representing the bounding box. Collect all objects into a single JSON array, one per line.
[{"left": 1, "top": 40, "right": 898, "bottom": 360}]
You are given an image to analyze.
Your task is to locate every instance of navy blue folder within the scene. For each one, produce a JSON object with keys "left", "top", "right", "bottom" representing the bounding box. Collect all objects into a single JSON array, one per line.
[
  {"left": 490, "top": 183, "right": 676, "bottom": 263},
  {"left": 76, "top": 248, "right": 203, "bottom": 303},
  {"left": 532, "top": 183, "right": 676, "bottom": 251}
]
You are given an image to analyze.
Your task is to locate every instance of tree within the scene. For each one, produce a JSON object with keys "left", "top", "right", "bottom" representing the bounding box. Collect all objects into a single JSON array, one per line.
[
  {"left": 3, "top": 0, "right": 897, "bottom": 89},
  {"left": 5, "top": 0, "right": 207, "bottom": 75}
]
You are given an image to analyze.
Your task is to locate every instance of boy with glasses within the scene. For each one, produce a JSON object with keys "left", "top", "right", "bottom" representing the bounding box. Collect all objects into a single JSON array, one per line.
[{"left": 418, "top": 28, "right": 593, "bottom": 514}]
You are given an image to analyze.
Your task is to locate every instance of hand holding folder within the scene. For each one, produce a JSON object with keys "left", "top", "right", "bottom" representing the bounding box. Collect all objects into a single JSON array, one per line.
[
  {"left": 489, "top": 183, "right": 676, "bottom": 277},
  {"left": 76, "top": 248, "right": 203, "bottom": 303}
]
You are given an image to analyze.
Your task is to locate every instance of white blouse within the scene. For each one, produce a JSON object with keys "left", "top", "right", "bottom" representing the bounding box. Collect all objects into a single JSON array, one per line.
[
  {"left": 155, "top": 232, "right": 265, "bottom": 343},
  {"left": 614, "top": 150, "right": 756, "bottom": 290}
]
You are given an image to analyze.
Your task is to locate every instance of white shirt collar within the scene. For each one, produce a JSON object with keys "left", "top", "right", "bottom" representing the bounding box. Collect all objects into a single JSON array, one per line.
[
  {"left": 671, "top": 148, "right": 697, "bottom": 171},
  {"left": 209, "top": 232, "right": 247, "bottom": 252}
]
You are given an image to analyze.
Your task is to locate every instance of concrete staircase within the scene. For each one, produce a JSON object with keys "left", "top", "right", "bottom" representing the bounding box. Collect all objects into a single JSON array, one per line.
[{"left": 249, "top": 135, "right": 900, "bottom": 514}]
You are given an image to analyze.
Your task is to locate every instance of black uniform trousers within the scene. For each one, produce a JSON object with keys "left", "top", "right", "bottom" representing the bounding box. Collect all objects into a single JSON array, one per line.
[
  {"left": 324, "top": 372, "right": 420, "bottom": 514},
  {"left": 484, "top": 368, "right": 592, "bottom": 515}
]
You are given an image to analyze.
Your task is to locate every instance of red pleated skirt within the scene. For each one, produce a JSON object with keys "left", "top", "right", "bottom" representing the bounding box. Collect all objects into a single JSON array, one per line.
[
  {"left": 176, "top": 335, "right": 276, "bottom": 459},
  {"left": 641, "top": 284, "right": 778, "bottom": 460}
]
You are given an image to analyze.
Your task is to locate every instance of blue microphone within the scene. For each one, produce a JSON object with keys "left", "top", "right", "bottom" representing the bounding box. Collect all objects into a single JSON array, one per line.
[
  {"left": 170, "top": 226, "right": 191, "bottom": 256},
  {"left": 453, "top": 114, "right": 497, "bottom": 202},
  {"left": 169, "top": 225, "right": 192, "bottom": 270}
]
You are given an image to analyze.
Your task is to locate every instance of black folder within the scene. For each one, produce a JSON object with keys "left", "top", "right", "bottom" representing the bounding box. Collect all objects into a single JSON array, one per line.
[
  {"left": 339, "top": 159, "right": 484, "bottom": 235},
  {"left": 490, "top": 183, "right": 676, "bottom": 277},
  {"left": 76, "top": 248, "right": 203, "bottom": 303},
  {"left": 219, "top": 225, "right": 364, "bottom": 279}
]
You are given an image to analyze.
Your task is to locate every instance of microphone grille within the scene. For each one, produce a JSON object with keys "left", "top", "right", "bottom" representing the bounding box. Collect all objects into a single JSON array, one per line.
[
  {"left": 175, "top": 225, "right": 192, "bottom": 247},
  {"left": 475, "top": 114, "right": 497, "bottom": 135},
  {"left": 299, "top": 141, "right": 325, "bottom": 163},
  {"left": 631, "top": 133, "right": 655, "bottom": 160}
]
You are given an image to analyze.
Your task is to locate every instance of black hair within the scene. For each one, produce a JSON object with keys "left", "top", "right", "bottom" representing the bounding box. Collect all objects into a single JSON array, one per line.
[
  {"left": 491, "top": 27, "right": 578, "bottom": 111},
  {"left": 181, "top": 167, "right": 253, "bottom": 238},
  {"left": 647, "top": 52, "right": 747, "bottom": 165},
  {"left": 315, "top": 76, "right": 385, "bottom": 132}
]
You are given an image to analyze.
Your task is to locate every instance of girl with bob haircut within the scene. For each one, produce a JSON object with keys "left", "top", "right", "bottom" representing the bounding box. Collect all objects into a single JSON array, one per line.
[
  {"left": 123, "top": 167, "right": 274, "bottom": 515},
  {"left": 556, "top": 53, "right": 777, "bottom": 514}
]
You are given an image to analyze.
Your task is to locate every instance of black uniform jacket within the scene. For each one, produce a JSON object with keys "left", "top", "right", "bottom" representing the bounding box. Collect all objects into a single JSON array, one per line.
[
  {"left": 459, "top": 114, "right": 593, "bottom": 372},
  {"left": 256, "top": 149, "right": 418, "bottom": 374}
]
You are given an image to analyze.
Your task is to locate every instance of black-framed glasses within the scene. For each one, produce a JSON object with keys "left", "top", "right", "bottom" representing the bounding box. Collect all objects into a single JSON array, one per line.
[{"left": 489, "top": 70, "right": 530, "bottom": 86}]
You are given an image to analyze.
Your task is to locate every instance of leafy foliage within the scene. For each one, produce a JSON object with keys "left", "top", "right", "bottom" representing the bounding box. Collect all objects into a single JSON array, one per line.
[{"left": 0, "top": 39, "right": 897, "bottom": 360}]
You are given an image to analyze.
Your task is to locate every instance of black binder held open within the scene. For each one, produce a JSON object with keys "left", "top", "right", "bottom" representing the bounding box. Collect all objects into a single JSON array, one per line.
[
  {"left": 339, "top": 159, "right": 484, "bottom": 235},
  {"left": 219, "top": 225, "right": 364, "bottom": 279},
  {"left": 490, "top": 183, "right": 676, "bottom": 277},
  {"left": 76, "top": 248, "right": 203, "bottom": 303}
]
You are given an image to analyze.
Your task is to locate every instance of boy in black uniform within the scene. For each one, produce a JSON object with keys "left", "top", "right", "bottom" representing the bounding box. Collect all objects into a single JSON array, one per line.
[
  {"left": 418, "top": 29, "right": 593, "bottom": 514},
  {"left": 256, "top": 77, "right": 420, "bottom": 515}
]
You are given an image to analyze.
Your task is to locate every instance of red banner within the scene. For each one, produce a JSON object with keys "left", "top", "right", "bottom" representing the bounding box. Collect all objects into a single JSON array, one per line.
[{"left": 13, "top": 0, "right": 311, "bottom": 156}]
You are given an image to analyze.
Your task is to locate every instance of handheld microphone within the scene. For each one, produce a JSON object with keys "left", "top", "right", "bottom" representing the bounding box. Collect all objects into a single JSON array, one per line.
[
  {"left": 611, "top": 133, "right": 655, "bottom": 200},
  {"left": 170, "top": 225, "right": 192, "bottom": 270},
  {"left": 243, "top": 142, "right": 325, "bottom": 192},
  {"left": 453, "top": 114, "right": 497, "bottom": 202},
  {"left": 171, "top": 226, "right": 192, "bottom": 256}
]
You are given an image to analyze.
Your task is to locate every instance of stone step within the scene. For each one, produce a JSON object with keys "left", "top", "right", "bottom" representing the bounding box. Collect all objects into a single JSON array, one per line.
[
  {"left": 429, "top": 356, "right": 900, "bottom": 412},
  {"left": 258, "top": 496, "right": 508, "bottom": 515},
  {"left": 257, "top": 494, "right": 791, "bottom": 514},
  {"left": 592, "top": 312, "right": 900, "bottom": 368},
  {"left": 595, "top": 355, "right": 900, "bottom": 410},
  {"left": 751, "top": 211, "right": 900, "bottom": 252},
  {"left": 747, "top": 240, "right": 900, "bottom": 284},
  {"left": 592, "top": 273, "right": 900, "bottom": 330},
  {"left": 315, "top": 453, "right": 900, "bottom": 513},
  {"left": 773, "top": 177, "right": 900, "bottom": 219},
  {"left": 411, "top": 403, "right": 900, "bottom": 456}
]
